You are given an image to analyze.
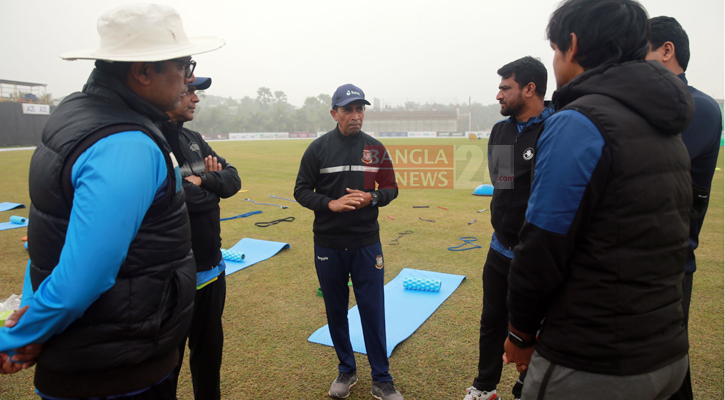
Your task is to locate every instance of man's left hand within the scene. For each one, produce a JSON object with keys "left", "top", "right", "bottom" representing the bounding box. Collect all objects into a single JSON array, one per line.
[
  {"left": 503, "top": 337, "right": 536, "bottom": 373},
  {"left": 1, "top": 306, "right": 43, "bottom": 374},
  {"left": 204, "top": 155, "right": 222, "bottom": 173},
  {"left": 346, "top": 188, "right": 371, "bottom": 209}
]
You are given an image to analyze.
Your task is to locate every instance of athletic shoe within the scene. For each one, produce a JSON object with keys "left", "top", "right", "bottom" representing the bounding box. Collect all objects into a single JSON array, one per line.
[
  {"left": 463, "top": 386, "right": 498, "bottom": 400},
  {"left": 371, "top": 380, "right": 404, "bottom": 400},
  {"left": 328, "top": 372, "right": 358, "bottom": 398}
]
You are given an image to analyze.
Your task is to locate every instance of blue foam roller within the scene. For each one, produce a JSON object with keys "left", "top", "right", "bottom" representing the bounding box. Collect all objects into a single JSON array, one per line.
[
  {"left": 403, "top": 276, "right": 442, "bottom": 292},
  {"left": 10, "top": 216, "right": 27, "bottom": 224},
  {"left": 221, "top": 249, "right": 245, "bottom": 262}
]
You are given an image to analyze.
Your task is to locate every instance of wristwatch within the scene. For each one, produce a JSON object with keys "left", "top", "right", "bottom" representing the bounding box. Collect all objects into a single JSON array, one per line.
[
  {"left": 370, "top": 192, "right": 379, "bottom": 206},
  {"left": 508, "top": 330, "right": 537, "bottom": 348}
]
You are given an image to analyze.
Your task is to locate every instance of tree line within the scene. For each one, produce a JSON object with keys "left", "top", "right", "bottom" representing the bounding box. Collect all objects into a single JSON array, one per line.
[{"left": 184, "top": 87, "right": 507, "bottom": 134}]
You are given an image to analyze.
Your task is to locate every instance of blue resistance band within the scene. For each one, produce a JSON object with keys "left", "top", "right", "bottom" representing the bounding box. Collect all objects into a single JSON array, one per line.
[
  {"left": 220, "top": 210, "right": 262, "bottom": 221},
  {"left": 447, "top": 236, "right": 482, "bottom": 251}
]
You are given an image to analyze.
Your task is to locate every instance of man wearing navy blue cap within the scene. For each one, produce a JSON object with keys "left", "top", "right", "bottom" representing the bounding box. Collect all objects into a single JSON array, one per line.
[
  {"left": 646, "top": 16, "right": 723, "bottom": 400},
  {"left": 294, "top": 84, "right": 402, "bottom": 400},
  {"left": 165, "top": 76, "right": 241, "bottom": 400}
]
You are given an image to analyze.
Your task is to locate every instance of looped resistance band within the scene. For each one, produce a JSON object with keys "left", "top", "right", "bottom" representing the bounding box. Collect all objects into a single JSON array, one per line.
[
  {"left": 448, "top": 236, "right": 482, "bottom": 251},
  {"left": 389, "top": 230, "right": 414, "bottom": 245},
  {"left": 242, "top": 198, "right": 288, "bottom": 209},
  {"left": 220, "top": 211, "right": 262, "bottom": 221},
  {"left": 268, "top": 194, "right": 297, "bottom": 203},
  {"left": 255, "top": 216, "right": 295, "bottom": 227}
]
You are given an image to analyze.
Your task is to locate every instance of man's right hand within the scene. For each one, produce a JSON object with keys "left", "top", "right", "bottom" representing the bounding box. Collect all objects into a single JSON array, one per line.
[{"left": 328, "top": 190, "right": 365, "bottom": 212}]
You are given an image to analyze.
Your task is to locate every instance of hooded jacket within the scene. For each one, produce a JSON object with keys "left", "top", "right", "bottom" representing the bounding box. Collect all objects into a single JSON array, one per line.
[{"left": 508, "top": 60, "right": 693, "bottom": 375}]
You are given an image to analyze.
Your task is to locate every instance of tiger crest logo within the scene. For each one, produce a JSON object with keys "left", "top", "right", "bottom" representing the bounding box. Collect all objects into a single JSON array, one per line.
[{"left": 362, "top": 150, "right": 372, "bottom": 164}]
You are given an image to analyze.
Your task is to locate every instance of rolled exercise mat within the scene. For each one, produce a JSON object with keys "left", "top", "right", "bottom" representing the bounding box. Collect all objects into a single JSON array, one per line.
[
  {"left": 9, "top": 216, "right": 27, "bottom": 224},
  {"left": 221, "top": 249, "right": 245, "bottom": 262},
  {"left": 403, "top": 277, "right": 442, "bottom": 292}
]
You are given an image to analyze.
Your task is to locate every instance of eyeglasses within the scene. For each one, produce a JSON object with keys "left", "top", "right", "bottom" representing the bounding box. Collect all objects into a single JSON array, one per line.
[{"left": 171, "top": 59, "right": 197, "bottom": 79}]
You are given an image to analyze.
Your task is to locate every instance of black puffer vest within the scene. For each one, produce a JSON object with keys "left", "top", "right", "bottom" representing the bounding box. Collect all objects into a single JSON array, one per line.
[
  {"left": 27, "top": 69, "right": 195, "bottom": 398},
  {"left": 537, "top": 61, "right": 692, "bottom": 375},
  {"left": 489, "top": 106, "right": 553, "bottom": 250}
]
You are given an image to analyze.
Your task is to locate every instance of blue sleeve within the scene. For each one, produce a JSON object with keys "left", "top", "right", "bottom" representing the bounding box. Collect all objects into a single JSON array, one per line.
[
  {"left": 0, "top": 131, "right": 167, "bottom": 352},
  {"left": 507, "top": 110, "right": 605, "bottom": 334},
  {"left": 19, "top": 260, "right": 33, "bottom": 308},
  {"left": 682, "top": 91, "right": 723, "bottom": 160},
  {"left": 526, "top": 110, "right": 605, "bottom": 234}
]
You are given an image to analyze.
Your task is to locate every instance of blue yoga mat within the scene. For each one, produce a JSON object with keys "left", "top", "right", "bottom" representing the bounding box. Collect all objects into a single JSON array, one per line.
[
  {"left": 0, "top": 202, "right": 25, "bottom": 212},
  {"left": 0, "top": 219, "right": 28, "bottom": 231},
  {"left": 308, "top": 268, "right": 466, "bottom": 357},
  {"left": 224, "top": 238, "right": 290, "bottom": 275}
]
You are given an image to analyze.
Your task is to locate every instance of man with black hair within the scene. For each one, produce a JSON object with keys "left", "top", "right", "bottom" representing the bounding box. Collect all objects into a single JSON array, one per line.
[
  {"left": 165, "top": 77, "right": 241, "bottom": 400},
  {"left": 0, "top": 4, "right": 224, "bottom": 400},
  {"left": 463, "top": 56, "right": 553, "bottom": 400},
  {"left": 294, "top": 84, "right": 402, "bottom": 400},
  {"left": 502, "top": 1, "right": 694, "bottom": 399},
  {"left": 646, "top": 16, "right": 723, "bottom": 400}
]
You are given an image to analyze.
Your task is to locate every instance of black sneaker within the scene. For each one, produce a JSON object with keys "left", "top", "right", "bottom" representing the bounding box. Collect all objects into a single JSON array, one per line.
[
  {"left": 328, "top": 371, "right": 358, "bottom": 398},
  {"left": 371, "top": 381, "right": 404, "bottom": 400}
]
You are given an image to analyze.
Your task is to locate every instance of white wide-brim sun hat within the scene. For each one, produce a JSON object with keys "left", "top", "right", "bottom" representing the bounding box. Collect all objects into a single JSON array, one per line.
[{"left": 60, "top": 3, "right": 225, "bottom": 62}]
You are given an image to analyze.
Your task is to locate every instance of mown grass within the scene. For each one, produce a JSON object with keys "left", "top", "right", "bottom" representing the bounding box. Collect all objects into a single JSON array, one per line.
[{"left": 0, "top": 140, "right": 722, "bottom": 400}]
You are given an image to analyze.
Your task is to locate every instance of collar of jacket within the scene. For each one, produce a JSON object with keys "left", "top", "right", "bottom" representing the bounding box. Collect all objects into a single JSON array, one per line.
[
  {"left": 506, "top": 103, "right": 556, "bottom": 128},
  {"left": 82, "top": 68, "right": 172, "bottom": 125},
  {"left": 333, "top": 126, "right": 363, "bottom": 144}
]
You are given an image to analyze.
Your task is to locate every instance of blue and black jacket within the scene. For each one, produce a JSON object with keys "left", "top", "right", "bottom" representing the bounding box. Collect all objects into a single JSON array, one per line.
[
  {"left": 294, "top": 127, "right": 398, "bottom": 250},
  {"left": 508, "top": 60, "right": 694, "bottom": 375}
]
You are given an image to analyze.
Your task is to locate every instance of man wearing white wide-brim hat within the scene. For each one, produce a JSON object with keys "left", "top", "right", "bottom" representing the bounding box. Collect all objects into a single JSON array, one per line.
[{"left": 0, "top": 4, "right": 224, "bottom": 400}]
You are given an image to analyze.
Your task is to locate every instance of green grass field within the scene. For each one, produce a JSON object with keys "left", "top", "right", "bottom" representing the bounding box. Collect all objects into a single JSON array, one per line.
[{"left": 0, "top": 139, "right": 722, "bottom": 400}]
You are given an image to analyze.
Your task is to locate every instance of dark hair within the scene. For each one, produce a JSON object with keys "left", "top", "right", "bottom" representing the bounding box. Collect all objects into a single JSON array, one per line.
[
  {"left": 94, "top": 60, "right": 167, "bottom": 83},
  {"left": 547, "top": 0, "right": 650, "bottom": 69},
  {"left": 497, "top": 56, "right": 547, "bottom": 97},
  {"left": 649, "top": 16, "right": 690, "bottom": 71}
]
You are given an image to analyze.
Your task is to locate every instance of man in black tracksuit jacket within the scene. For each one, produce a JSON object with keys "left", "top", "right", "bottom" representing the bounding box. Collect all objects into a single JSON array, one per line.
[
  {"left": 465, "top": 57, "right": 553, "bottom": 400},
  {"left": 294, "top": 84, "right": 402, "bottom": 400},
  {"left": 165, "top": 77, "right": 241, "bottom": 400},
  {"left": 503, "top": 1, "right": 694, "bottom": 399}
]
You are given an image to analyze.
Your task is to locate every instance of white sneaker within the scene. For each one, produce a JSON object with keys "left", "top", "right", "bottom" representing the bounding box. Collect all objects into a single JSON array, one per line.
[{"left": 464, "top": 387, "right": 498, "bottom": 400}]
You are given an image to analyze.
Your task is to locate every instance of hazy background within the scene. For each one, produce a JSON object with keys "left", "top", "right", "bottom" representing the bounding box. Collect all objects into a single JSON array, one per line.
[{"left": 1, "top": 0, "right": 723, "bottom": 107}]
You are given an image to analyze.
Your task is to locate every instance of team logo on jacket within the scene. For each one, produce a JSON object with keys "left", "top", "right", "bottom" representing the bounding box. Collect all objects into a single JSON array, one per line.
[
  {"left": 523, "top": 147, "right": 534, "bottom": 161},
  {"left": 362, "top": 150, "right": 372, "bottom": 164},
  {"left": 375, "top": 255, "right": 384, "bottom": 269},
  {"left": 189, "top": 141, "right": 202, "bottom": 158}
]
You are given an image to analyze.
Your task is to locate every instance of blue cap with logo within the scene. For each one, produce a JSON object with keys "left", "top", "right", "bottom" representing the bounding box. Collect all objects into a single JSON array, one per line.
[{"left": 331, "top": 83, "right": 371, "bottom": 108}]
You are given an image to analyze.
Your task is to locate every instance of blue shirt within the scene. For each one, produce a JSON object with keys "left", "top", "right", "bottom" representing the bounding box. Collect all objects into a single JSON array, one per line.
[{"left": 0, "top": 131, "right": 167, "bottom": 353}]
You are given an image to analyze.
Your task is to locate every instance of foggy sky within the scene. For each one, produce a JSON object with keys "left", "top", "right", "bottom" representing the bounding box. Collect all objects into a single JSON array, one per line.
[{"left": 1, "top": 0, "right": 722, "bottom": 108}]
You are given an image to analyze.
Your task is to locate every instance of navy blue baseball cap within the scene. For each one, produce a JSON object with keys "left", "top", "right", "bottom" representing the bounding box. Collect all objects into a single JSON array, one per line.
[
  {"left": 331, "top": 83, "right": 371, "bottom": 108},
  {"left": 190, "top": 77, "right": 211, "bottom": 90}
]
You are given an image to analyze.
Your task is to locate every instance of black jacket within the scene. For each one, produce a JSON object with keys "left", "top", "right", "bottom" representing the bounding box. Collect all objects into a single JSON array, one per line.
[
  {"left": 488, "top": 106, "right": 554, "bottom": 252},
  {"left": 294, "top": 127, "right": 398, "bottom": 249},
  {"left": 162, "top": 122, "right": 242, "bottom": 271},
  {"left": 27, "top": 68, "right": 196, "bottom": 398},
  {"left": 509, "top": 61, "right": 693, "bottom": 375}
]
